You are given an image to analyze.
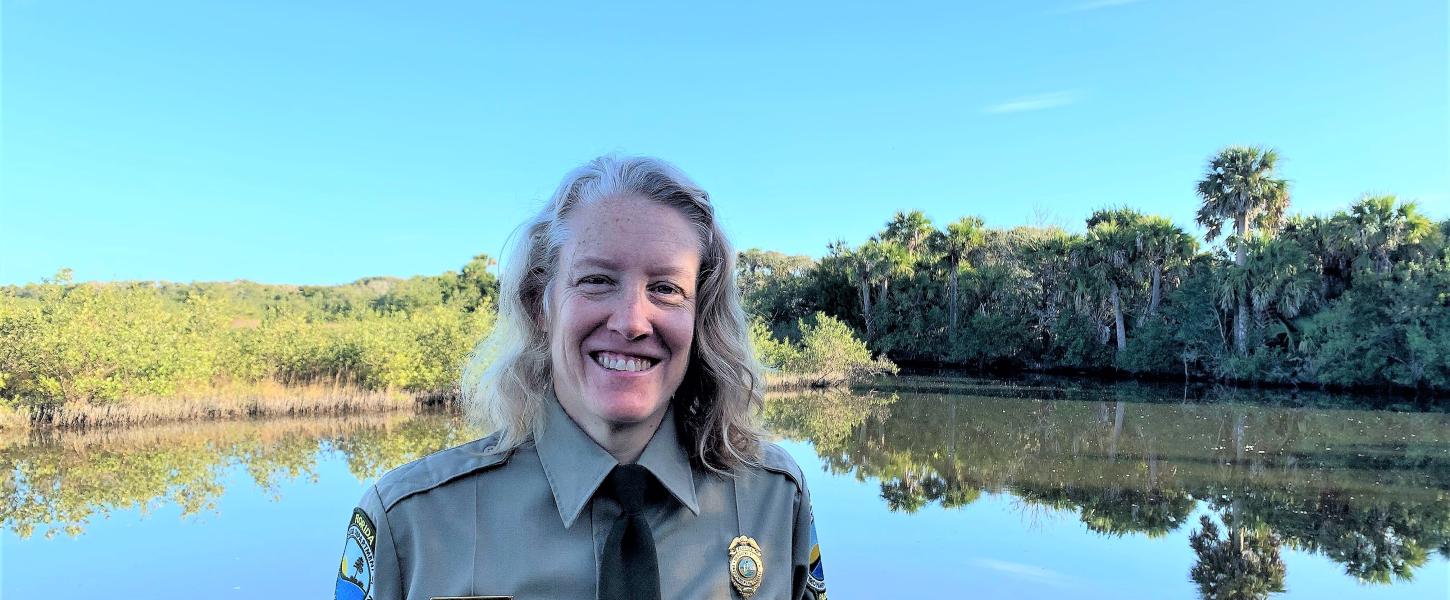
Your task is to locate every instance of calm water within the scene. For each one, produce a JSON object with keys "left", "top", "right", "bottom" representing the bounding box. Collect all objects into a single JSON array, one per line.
[{"left": 4, "top": 377, "right": 1448, "bottom": 599}]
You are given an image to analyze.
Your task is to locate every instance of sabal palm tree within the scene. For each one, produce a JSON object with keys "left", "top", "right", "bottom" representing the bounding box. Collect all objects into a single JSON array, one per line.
[
  {"left": 1083, "top": 219, "right": 1140, "bottom": 352},
  {"left": 1018, "top": 230, "right": 1077, "bottom": 347},
  {"left": 940, "top": 216, "right": 987, "bottom": 329},
  {"left": 1280, "top": 215, "right": 1344, "bottom": 299},
  {"left": 1133, "top": 216, "right": 1198, "bottom": 319},
  {"left": 1335, "top": 194, "right": 1433, "bottom": 274},
  {"left": 837, "top": 239, "right": 908, "bottom": 342},
  {"left": 1215, "top": 235, "right": 1320, "bottom": 349},
  {"left": 1194, "top": 146, "right": 1291, "bottom": 353},
  {"left": 868, "top": 238, "right": 912, "bottom": 302},
  {"left": 881, "top": 210, "right": 935, "bottom": 260},
  {"left": 1244, "top": 236, "right": 1319, "bottom": 323},
  {"left": 835, "top": 241, "right": 880, "bottom": 342}
]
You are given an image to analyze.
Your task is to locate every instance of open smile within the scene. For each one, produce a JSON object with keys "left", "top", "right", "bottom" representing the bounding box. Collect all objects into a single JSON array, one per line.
[{"left": 590, "top": 350, "right": 661, "bottom": 373}]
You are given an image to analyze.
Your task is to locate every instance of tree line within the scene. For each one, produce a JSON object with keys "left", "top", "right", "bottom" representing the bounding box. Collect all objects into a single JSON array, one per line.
[
  {"left": 0, "top": 254, "right": 885, "bottom": 426},
  {"left": 1, "top": 143, "right": 1443, "bottom": 425},
  {"left": 742, "top": 146, "right": 1449, "bottom": 394}
]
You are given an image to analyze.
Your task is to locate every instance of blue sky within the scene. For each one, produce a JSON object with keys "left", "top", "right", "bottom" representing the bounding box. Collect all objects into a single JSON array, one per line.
[{"left": 2, "top": 0, "right": 1446, "bottom": 285}]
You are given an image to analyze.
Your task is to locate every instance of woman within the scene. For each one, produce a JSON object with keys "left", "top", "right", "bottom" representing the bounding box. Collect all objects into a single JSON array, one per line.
[{"left": 334, "top": 156, "right": 827, "bottom": 600}]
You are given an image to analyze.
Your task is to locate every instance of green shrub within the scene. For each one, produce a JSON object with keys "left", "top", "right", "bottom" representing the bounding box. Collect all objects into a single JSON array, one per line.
[{"left": 788, "top": 312, "right": 897, "bottom": 386}]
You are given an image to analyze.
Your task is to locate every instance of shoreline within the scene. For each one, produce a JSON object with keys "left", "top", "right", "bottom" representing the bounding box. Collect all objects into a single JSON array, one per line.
[
  {"left": 8, "top": 367, "right": 1441, "bottom": 434},
  {"left": 4, "top": 371, "right": 857, "bottom": 433}
]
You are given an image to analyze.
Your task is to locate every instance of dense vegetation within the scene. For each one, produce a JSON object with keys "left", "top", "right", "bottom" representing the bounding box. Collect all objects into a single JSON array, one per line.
[
  {"left": 2, "top": 145, "right": 1443, "bottom": 427},
  {"left": 742, "top": 147, "right": 1449, "bottom": 395},
  {"left": 0, "top": 256, "right": 502, "bottom": 426},
  {"left": 0, "top": 256, "right": 886, "bottom": 428}
]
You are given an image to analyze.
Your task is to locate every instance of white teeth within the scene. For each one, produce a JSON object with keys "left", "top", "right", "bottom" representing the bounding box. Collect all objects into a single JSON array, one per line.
[{"left": 594, "top": 352, "right": 654, "bottom": 372}]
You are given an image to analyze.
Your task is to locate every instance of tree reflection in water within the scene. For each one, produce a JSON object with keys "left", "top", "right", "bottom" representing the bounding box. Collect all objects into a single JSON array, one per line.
[
  {"left": 3, "top": 380, "right": 1447, "bottom": 598},
  {"left": 0, "top": 413, "right": 481, "bottom": 540},
  {"left": 761, "top": 385, "right": 1450, "bottom": 597},
  {"left": 1189, "top": 515, "right": 1286, "bottom": 600}
]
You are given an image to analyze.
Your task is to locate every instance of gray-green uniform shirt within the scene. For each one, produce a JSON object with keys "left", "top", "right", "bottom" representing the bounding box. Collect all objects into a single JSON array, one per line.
[{"left": 333, "top": 397, "right": 828, "bottom": 600}]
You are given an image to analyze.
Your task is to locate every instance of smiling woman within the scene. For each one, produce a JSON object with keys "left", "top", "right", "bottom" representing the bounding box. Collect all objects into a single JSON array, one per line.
[
  {"left": 333, "top": 156, "right": 828, "bottom": 600},
  {"left": 548, "top": 195, "right": 702, "bottom": 462}
]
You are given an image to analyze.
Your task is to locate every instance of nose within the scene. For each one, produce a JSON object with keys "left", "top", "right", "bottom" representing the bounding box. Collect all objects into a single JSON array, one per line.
[{"left": 607, "top": 286, "right": 652, "bottom": 341}]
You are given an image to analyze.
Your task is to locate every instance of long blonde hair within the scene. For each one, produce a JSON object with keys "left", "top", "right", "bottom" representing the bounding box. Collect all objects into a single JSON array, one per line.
[{"left": 463, "top": 155, "right": 765, "bottom": 473}]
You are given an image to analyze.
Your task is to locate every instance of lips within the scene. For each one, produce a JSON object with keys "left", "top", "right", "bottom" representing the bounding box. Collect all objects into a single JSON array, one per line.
[{"left": 590, "top": 350, "right": 661, "bottom": 373}]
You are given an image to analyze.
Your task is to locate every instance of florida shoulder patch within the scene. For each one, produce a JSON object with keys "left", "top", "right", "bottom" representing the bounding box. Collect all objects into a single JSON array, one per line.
[
  {"left": 336, "top": 508, "right": 377, "bottom": 600},
  {"left": 807, "top": 517, "right": 826, "bottom": 598}
]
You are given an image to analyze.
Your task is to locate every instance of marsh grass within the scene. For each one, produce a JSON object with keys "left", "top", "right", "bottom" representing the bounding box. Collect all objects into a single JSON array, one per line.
[{"left": 10, "top": 378, "right": 448, "bottom": 431}]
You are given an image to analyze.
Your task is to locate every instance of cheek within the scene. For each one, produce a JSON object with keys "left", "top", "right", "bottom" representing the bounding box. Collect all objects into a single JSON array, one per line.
[{"left": 667, "top": 314, "right": 697, "bottom": 363}]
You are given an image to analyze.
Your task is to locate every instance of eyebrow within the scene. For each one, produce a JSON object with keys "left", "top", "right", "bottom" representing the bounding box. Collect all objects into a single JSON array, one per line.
[{"left": 571, "top": 255, "right": 696, "bottom": 278}]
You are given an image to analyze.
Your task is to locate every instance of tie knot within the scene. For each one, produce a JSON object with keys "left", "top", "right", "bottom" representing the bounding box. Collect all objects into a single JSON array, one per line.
[{"left": 604, "top": 464, "right": 652, "bottom": 514}]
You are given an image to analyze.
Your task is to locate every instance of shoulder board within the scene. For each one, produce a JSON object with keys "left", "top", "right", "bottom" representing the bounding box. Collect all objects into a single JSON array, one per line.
[
  {"left": 376, "top": 432, "right": 512, "bottom": 512},
  {"left": 753, "top": 442, "right": 805, "bottom": 493}
]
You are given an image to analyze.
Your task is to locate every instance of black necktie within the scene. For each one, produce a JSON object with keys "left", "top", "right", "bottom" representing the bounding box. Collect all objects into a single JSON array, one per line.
[{"left": 598, "top": 464, "right": 661, "bottom": 600}]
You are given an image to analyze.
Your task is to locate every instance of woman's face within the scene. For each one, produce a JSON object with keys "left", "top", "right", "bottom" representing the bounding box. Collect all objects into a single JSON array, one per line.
[{"left": 547, "top": 194, "right": 699, "bottom": 438}]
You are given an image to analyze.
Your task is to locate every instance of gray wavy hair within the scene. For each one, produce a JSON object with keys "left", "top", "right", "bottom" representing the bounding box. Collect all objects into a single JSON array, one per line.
[{"left": 462, "top": 155, "right": 765, "bottom": 473}]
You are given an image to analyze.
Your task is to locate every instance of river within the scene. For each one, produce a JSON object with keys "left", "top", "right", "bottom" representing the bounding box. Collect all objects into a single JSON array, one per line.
[{"left": 4, "top": 376, "right": 1447, "bottom": 599}]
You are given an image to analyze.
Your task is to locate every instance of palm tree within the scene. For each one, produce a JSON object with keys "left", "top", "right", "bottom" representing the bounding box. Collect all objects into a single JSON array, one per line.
[
  {"left": 869, "top": 238, "right": 912, "bottom": 303},
  {"left": 1280, "top": 215, "right": 1345, "bottom": 299},
  {"left": 1132, "top": 216, "right": 1198, "bottom": 320},
  {"left": 835, "top": 241, "right": 879, "bottom": 342},
  {"left": 1018, "top": 229, "right": 1077, "bottom": 349},
  {"left": 1212, "top": 234, "right": 1320, "bottom": 352},
  {"left": 837, "top": 239, "right": 906, "bottom": 342},
  {"left": 1083, "top": 219, "right": 1140, "bottom": 352},
  {"left": 1335, "top": 194, "right": 1434, "bottom": 274},
  {"left": 939, "top": 216, "right": 987, "bottom": 329},
  {"left": 1188, "top": 515, "right": 1286, "bottom": 600},
  {"left": 1194, "top": 146, "right": 1291, "bottom": 354},
  {"left": 881, "top": 210, "right": 935, "bottom": 260}
]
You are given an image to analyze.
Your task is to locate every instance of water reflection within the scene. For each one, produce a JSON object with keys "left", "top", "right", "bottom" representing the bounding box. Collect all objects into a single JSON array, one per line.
[
  {"left": 765, "top": 388, "right": 1450, "bottom": 598},
  {"left": 0, "top": 414, "right": 481, "bottom": 540},
  {"left": 3, "top": 382, "right": 1447, "bottom": 599}
]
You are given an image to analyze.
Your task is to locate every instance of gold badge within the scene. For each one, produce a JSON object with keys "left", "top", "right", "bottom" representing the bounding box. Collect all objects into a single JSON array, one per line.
[{"left": 728, "top": 535, "right": 764, "bottom": 599}]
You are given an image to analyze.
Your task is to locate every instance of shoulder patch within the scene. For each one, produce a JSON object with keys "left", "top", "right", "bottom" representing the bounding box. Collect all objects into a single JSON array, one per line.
[
  {"left": 807, "top": 515, "right": 827, "bottom": 597},
  {"left": 335, "top": 508, "right": 376, "bottom": 600},
  {"left": 755, "top": 442, "right": 806, "bottom": 492},
  {"left": 376, "top": 432, "right": 512, "bottom": 511}
]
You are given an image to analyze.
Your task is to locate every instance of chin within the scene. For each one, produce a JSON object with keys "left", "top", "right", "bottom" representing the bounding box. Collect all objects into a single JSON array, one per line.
[{"left": 593, "top": 392, "right": 670, "bottom": 425}]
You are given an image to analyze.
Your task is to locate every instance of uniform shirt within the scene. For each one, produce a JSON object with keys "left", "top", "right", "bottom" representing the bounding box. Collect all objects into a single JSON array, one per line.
[{"left": 334, "top": 396, "right": 828, "bottom": 600}]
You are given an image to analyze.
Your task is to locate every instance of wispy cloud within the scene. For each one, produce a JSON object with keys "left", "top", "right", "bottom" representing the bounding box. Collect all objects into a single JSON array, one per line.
[
  {"left": 982, "top": 91, "right": 1080, "bottom": 115},
  {"left": 969, "top": 558, "right": 1078, "bottom": 588},
  {"left": 1054, "top": 0, "right": 1147, "bottom": 13}
]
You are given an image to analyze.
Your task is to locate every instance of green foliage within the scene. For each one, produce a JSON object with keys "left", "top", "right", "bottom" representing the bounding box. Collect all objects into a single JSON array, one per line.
[
  {"left": 752, "top": 312, "right": 896, "bottom": 387},
  {"left": 749, "top": 316, "right": 799, "bottom": 371},
  {"left": 735, "top": 155, "right": 1447, "bottom": 394},
  {"left": 1115, "top": 319, "right": 1180, "bottom": 374},
  {"left": 789, "top": 312, "right": 898, "bottom": 386},
  {"left": 1189, "top": 517, "right": 1287, "bottom": 600},
  {"left": 0, "top": 257, "right": 499, "bottom": 416}
]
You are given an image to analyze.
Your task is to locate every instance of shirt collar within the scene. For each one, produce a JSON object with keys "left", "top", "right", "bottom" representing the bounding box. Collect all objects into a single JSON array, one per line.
[{"left": 535, "top": 392, "right": 700, "bottom": 528}]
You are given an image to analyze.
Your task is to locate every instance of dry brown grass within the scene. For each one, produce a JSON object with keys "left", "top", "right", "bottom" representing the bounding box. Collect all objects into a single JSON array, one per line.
[
  {"left": 0, "top": 404, "right": 28, "bottom": 433},
  {"left": 10, "top": 378, "right": 447, "bottom": 431},
  {"left": 764, "top": 370, "right": 838, "bottom": 390},
  {"left": 4, "top": 372, "right": 831, "bottom": 434},
  {"left": 0, "top": 410, "right": 418, "bottom": 453}
]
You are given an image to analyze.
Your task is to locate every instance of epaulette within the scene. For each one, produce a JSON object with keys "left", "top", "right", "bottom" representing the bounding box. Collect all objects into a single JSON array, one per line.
[
  {"left": 753, "top": 442, "right": 806, "bottom": 493},
  {"left": 375, "top": 432, "right": 513, "bottom": 512}
]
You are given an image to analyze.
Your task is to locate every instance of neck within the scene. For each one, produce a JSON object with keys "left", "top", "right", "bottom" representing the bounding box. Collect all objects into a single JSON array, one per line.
[{"left": 559, "top": 402, "right": 669, "bottom": 465}]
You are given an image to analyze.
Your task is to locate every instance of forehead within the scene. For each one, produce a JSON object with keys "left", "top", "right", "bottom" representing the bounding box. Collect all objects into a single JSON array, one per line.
[{"left": 560, "top": 195, "right": 702, "bottom": 275}]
